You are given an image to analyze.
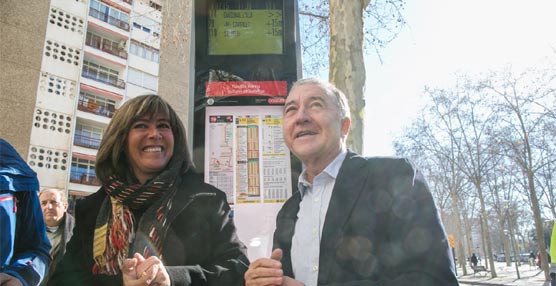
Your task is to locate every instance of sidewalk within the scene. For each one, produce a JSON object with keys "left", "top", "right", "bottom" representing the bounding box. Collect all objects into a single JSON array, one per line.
[{"left": 457, "top": 261, "right": 549, "bottom": 286}]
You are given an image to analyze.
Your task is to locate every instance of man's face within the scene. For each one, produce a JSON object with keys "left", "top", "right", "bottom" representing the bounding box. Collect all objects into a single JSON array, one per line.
[
  {"left": 282, "top": 84, "right": 350, "bottom": 166},
  {"left": 39, "top": 190, "right": 67, "bottom": 227}
]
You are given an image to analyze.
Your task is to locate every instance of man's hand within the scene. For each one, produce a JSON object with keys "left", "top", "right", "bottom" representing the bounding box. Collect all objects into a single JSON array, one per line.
[
  {"left": 245, "top": 249, "right": 284, "bottom": 286},
  {"left": 245, "top": 249, "right": 304, "bottom": 286},
  {"left": 0, "top": 273, "right": 24, "bottom": 286},
  {"left": 283, "top": 276, "right": 304, "bottom": 286}
]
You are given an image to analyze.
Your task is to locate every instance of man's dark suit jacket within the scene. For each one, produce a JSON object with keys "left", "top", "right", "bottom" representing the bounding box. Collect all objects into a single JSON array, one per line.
[{"left": 273, "top": 151, "right": 459, "bottom": 286}]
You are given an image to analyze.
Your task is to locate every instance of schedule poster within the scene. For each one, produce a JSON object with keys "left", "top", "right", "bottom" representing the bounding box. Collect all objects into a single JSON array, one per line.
[{"left": 204, "top": 106, "right": 292, "bottom": 204}]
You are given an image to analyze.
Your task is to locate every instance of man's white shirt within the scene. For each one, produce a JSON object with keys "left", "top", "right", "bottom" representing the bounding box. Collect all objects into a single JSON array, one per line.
[{"left": 291, "top": 151, "right": 347, "bottom": 286}]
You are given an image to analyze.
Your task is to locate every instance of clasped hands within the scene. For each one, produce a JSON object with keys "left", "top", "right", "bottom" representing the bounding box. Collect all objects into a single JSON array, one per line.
[
  {"left": 121, "top": 253, "right": 169, "bottom": 286},
  {"left": 245, "top": 249, "right": 304, "bottom": 286}
]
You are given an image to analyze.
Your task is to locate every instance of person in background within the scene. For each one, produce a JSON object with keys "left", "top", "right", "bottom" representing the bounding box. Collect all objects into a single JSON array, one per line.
[
  {"left": 244, "top": 78, "right": 458, "bottom": 286},
  {"left": 529, "top": 251, "right": 536, "bottom": 267},
  {"left": 48, "top": 95, "right": 249, "bottom": 286},
  {"left": 0, "top": 138, "right": 51, "bottom": 286},
  {"left": 470, "top": 253, "right": 478, "bottom": 268},
  {"left": 38, "top": 188, "right": 75, "bottom": 285}
]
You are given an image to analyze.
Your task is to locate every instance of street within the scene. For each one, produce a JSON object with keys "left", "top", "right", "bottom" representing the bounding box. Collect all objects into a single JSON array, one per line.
[{"left": 457, "top": 261, "right": 548, "bottom": 286}]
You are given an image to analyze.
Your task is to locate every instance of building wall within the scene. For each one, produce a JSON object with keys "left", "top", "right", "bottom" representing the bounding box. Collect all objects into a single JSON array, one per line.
[
  {"left": 1, "top": 0, "right": 193, "bottom": 196},
  {"left": 158, "top": 0, "right": 193, "bottom": 141},
  {"left": 0, "top": 0, "right": 50, "bottom": 158},
  {"left": 31, "top": 1, "right": 88, "bottom": 190}
]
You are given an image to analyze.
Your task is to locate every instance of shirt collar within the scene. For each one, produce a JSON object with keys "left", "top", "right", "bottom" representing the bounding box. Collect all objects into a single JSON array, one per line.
[{"left": 297, "top": 150, "right": 347, "bottom": 197}]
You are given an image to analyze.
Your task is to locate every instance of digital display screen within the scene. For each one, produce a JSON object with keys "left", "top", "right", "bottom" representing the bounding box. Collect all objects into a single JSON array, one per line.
[{"left": 208, "top": 9, "right": 283, "bottom": 55}]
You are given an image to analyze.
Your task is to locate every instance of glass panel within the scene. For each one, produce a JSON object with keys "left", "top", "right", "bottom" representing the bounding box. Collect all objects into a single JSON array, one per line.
[{"left": 130, "top": 42, "right": 139, "bottom": 55}]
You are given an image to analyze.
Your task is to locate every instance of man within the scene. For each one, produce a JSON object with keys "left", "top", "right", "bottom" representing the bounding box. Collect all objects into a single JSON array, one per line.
[
  {"left": 1, "top": 138, "right": 51, "bottom": 286},
  {"left": 470, "top": 253, "right": 478, "bottom": 268},
  {"left": 245, "top": 79, "right": 458, "bottom": 286},
  {"left": 38, "top": 188, "right": 75, "bottom": 285}
]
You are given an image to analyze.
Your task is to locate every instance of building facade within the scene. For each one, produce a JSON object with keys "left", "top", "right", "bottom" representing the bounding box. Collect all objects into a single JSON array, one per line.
[{"left": 1, "top": 0, "right": 193, "bottom": 205}]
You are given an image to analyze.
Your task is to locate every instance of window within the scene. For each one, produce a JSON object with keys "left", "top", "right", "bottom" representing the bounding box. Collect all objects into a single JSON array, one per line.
[
  {"left": 70, "top": 157, "right": 98, "bottom": 185},
  {"left": 74, "top": 123, "right": 104, "bottom": 149},
  {"left": 130, "top": 40, "right": 160, "bottom": 63},
  {"left": 149, "top": 1, "right": 162, "bottom": 12},
  {"left": 79, "top": 91, "right": 116, "bottom": 108},
  {"left": 133, "top": 22, "right": 151, "bottom": 33},
  {"left": 89, "top": 0, "right": 130, "bottom": 31},
  {"left": 89, "top": 0, "right": 105, "bottom": 15},
  {"left": 85, "top": 32, "right": 121, "bottom": 54},
  {"left": 132, "top": 16, "right": 160, "bottom": 38},
  {"left": 78, "top": 91, "right": 117, "bottom": 117},
  {"left": 82, "top": 60, "right": 121, "bottom": 87},
  {"left": 85, "top": 32, "right": 102, "bottom": 49},
  {"left": 109, "top": 8, "right": 129, "bottom": 23},
  {"left": 128, "top": 68, "right": 158, "bottom": 91}
]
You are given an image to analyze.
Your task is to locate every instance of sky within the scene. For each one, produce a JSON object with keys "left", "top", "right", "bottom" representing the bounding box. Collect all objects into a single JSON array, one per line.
[{"left": 362, "top": 0, "right": 556, "bottom": 156}]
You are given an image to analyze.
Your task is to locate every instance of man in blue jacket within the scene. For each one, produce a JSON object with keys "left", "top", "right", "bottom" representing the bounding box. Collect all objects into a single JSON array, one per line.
[{"left": 0, "top": 138, "right": 51, "bottom": 286}]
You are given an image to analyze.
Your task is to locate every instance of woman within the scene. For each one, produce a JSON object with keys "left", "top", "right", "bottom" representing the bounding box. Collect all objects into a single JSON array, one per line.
[{"left": 49, "top": 95, "right": 249, "bottom": 286}]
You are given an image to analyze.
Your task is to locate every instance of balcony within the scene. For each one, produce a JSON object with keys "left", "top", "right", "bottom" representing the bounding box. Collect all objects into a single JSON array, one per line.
[
  {"left": 69, "top": 171, "right": 100, "bottom": 186},
  {"left": 77, "top": 97, "right": 116, "bottom": 118},
  {"left": 81, "top": 66, "right": 125, "bottom": 89},
  {"left": 74, "top": 134, "right": 102, "bottom": 149},
  {"left": 89, "top": 7, "right": 130, "bottom": 31},
  {"left": 86, "top": 37, "right": 128, "bottom": 59}
]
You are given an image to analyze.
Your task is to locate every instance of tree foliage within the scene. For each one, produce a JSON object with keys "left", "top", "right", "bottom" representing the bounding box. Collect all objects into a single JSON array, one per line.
[
  {"left": 298, "top": 0, "right": 405, "bottom": 153},
  {"left": 298, "top": 0, "right": 406, "bottom": 76},
  {"left": 394, "top": 60, "right": 556, "bottom": 280}
]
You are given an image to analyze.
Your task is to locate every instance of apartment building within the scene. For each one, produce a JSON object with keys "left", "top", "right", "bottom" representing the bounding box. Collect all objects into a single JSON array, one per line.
[{"left": 1, "top": 0, "right": 192, "bottom": 206}]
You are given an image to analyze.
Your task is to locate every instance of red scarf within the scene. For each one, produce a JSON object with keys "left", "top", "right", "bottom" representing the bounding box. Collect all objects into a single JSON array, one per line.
[{"left": 92, "top": 168, "right": 178, "bottom": 275}]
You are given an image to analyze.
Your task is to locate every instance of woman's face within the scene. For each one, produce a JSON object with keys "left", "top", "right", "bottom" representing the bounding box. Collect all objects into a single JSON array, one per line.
[{"left": 125, "top": 113, "right": 174, "bottom": 184}]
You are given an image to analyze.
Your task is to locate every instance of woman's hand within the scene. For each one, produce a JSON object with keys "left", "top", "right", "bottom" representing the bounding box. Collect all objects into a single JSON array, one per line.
[{"left": 121, "top": 253, "right": 170, "bottom": 286}]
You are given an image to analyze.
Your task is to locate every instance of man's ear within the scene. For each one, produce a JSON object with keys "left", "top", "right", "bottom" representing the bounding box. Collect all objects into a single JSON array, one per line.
[{"left": 341, "top": 117, "right": 351, "bottom": 137}]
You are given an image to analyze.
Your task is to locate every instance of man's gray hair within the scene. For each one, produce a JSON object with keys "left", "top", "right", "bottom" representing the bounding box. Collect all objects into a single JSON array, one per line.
[
  {"left": 290, "top": 78, "right": 351, "bottom": 120},
  {"left": 38, "top": 188, "right": 68, "bottom": 203}
]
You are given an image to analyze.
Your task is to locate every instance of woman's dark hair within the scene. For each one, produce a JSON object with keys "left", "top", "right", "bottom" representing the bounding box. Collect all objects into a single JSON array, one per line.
[{"left": 95, "top": 94, "right": 192, "bottom": 184}]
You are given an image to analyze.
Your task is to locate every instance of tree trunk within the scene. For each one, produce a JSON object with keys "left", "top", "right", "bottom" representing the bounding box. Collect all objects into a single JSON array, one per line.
[
  {"left": 523, "top": 130, "right": 548, "bottom": 279},
  {"left": 508, "top": 221, "right": 520, "bottom": 267},
  {"left": 477, "top": 184, "right": 497, "bottom": 277},
  {"left": 494, "top": 191, "right": 511, "bottom": 266},
  {"left": 527, "top": 168, "right": 549, "bottom": 280},
  {"left": 464, "top": 215, "right": 474, "bottom": 261},
  {"left": 329, "top": 0, "right": 366, "bottom": 153},
  {"left": 450, "top": 190, "right": 467, "bottom": 274},
  {"left": 499, "top": 227, "right": 511, "bottom": 266},
  {"left": 480, "top": 215, "right": 488, "bottom": 266}
]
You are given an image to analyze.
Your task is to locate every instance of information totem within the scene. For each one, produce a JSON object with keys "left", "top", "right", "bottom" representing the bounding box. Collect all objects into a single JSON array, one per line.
[{"left": 193, "top": 0, "right": 301, "bottom": 259}]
